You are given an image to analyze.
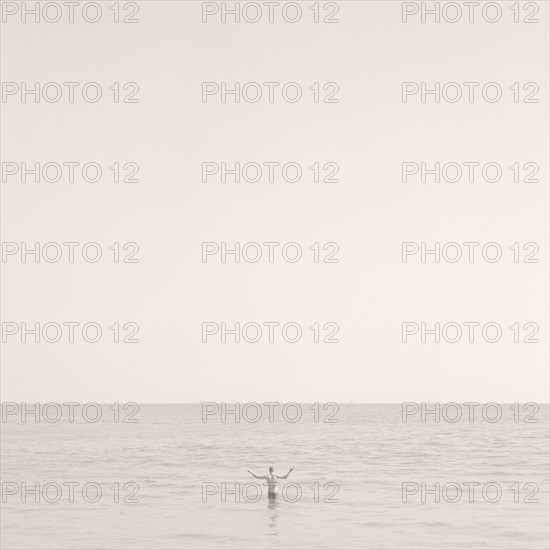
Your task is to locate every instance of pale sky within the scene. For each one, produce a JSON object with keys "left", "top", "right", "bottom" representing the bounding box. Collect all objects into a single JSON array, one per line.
[{"left": 1, "top": 1, "right": 548, "bottom": 402}]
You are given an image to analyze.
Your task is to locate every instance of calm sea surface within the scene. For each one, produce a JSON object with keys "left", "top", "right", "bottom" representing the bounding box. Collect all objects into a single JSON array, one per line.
[{"left": 1, "top": 404, "right": 549, "bottom": 549}]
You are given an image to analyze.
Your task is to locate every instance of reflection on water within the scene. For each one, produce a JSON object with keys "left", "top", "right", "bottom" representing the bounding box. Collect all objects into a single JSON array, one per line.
[{"left": 267, "top": 495, "right": 280, "bottom": 536}]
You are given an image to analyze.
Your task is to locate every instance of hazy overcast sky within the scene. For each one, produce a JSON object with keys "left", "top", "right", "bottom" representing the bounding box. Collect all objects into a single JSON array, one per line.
[{"left": 2, "top": 1, "right": 548, "bottom": 402}]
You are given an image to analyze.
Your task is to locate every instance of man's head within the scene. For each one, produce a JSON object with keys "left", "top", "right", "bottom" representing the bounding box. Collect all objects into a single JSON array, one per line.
[{"left": 269, "top": 466, "right": 274, "bottom": 473}]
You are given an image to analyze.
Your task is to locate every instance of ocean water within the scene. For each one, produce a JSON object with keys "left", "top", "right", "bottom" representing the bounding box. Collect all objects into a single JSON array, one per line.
[{"left": 1, "top": 404, "right": 549, "bottom": 549}]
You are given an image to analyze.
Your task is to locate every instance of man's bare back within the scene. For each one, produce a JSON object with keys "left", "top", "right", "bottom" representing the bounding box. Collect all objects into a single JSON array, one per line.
[{"left": 247, "top": 466, "right": 294, "bottom": 496}]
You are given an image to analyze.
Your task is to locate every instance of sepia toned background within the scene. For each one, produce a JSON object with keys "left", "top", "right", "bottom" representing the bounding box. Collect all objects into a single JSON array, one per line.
[
  {"left": 1, "top": 0, "right": 548, "bottom": 401},
  {"left": 1, "top": 3, "right": 549, "bottom": 550}
]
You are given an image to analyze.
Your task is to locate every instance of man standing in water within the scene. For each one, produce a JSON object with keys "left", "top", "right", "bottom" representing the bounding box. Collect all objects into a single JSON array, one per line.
[{"left": 247, "top": 466, "right": 294, "bottom": 498}]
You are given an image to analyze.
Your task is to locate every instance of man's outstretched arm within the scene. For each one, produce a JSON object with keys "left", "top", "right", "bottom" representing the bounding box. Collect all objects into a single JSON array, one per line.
[
  {"left": 277, "top": 467, "right": 294, "bottom": 480},
  {"left": 247, "top": 470, "right": 267, "bottom": 480}
]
